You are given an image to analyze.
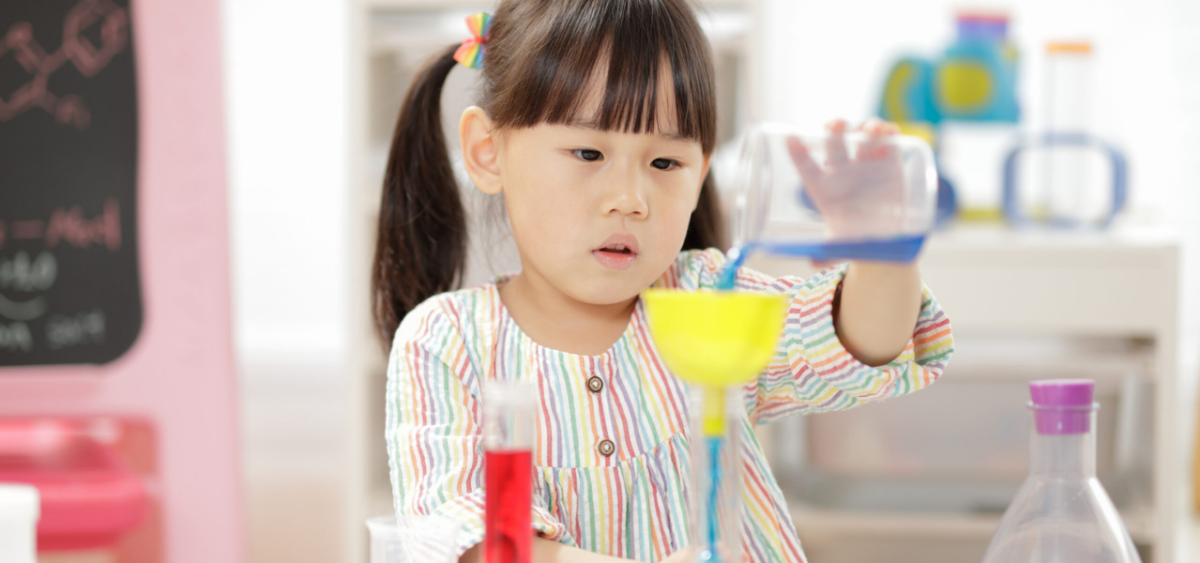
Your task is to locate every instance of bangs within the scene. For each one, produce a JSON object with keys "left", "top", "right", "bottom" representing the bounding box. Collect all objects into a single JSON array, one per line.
[{"left": 487, "top": 0, "right": 717, "bottom": 153}]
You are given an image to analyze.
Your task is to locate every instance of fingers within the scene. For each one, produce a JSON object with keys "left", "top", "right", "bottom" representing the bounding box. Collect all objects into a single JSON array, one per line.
[
  {"left": 785, "top": 135, "right": 823, "bottom": 185},
  {"left": 824, "top": 119, "right": 850, "bottom": 166},
  {"left": 858, "top": 118, "right": 900, "bottom": 160},
  {"left": 786, "top": 135, "right": 831, "bottom": 213},
  {"left": 860, "top": 117, "right": 900, "bottom": 136}
]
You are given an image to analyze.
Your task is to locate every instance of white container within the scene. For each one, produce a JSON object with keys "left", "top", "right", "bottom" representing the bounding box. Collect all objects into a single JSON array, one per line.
[
  {"left": 366, "top": 514, "right": 461, "bottom": 563},
  {"left": 729, "top": 122, "right": 938, "bottom": 265},
  {"left": 1042, "top": 42, "right": 1096, "bottom": 224},
  {"left": 1003, "top": 43, "right": 1129, "bottom": 228},
  {"left": 0, "top": 483, "right": 39, "bottom": 563}
]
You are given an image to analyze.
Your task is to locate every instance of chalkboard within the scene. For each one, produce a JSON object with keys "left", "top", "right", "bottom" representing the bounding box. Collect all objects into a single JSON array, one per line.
[{"left": 0, "top": 0, "right": 141, "bottom": 366}]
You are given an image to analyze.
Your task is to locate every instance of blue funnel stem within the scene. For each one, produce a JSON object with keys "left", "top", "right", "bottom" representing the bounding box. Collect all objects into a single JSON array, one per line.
[{"left": 699, "top": 436, "right": 724, "bottom": 563}]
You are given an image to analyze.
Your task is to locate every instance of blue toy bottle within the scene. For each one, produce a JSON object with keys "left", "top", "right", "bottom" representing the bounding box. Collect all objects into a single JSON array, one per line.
[{"left": 936, "top": 11, "right": 1019, "bottom": 122}]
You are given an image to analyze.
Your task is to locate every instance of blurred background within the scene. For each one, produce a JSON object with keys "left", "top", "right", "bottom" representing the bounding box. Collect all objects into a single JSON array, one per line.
[{"left": 2, "top": 0, "right": 1199, "bottom": 562}]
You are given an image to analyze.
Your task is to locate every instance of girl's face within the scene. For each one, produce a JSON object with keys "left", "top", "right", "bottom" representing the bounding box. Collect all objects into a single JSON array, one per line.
[
  {"left": 461, "top": 77, "right": 710, "bottom": 307},
  {"left": 498, "top": 120, "right": 708, "bottom": 304}
]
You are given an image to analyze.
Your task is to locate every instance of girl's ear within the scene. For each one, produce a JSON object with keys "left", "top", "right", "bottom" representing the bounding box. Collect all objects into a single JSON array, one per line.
[{"left": 460, "top": 106, "right": 503, "bottom": 195}]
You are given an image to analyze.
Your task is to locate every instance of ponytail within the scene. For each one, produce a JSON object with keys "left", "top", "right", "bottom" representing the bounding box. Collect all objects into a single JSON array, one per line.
[{"left": 372, "top": 44, "right": 466, "bottom": 345}]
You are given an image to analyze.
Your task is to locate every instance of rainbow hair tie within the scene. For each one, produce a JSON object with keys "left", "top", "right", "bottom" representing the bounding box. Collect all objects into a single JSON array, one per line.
[{"left": 453, "top": 13, "right": 493, "bottom": 70}]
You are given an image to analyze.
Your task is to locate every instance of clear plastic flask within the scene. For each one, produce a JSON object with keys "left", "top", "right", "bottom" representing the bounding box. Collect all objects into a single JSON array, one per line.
[
  {"left": 981, "top": 379, "right": 1141, "bottom": 563},
  {"left": 728, "top": 122, "right": 938, "bottom": 265}
]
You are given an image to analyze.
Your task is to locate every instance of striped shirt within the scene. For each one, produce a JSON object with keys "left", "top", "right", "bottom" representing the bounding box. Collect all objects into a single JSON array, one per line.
[{"left": 386, "top": 249, "right": 954, "bottom": 562}]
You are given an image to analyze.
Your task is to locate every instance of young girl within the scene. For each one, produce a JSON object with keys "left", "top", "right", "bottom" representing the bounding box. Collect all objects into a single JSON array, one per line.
[{"left": 376, "top": 1, "right": 953, "bottom": 562}]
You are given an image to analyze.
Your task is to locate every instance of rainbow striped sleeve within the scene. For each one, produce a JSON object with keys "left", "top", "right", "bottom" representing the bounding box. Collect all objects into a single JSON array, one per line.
[
  {"left": 665, "top": 249, "right": 954, "bottom": 426},
  {"left": 385, "top": 297, "right": 568, "bottom": 556}
]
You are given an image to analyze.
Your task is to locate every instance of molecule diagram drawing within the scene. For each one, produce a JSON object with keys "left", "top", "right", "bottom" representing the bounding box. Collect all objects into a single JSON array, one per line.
[{"left": 0, "top": 0, "right": 129, "bottom": 131}]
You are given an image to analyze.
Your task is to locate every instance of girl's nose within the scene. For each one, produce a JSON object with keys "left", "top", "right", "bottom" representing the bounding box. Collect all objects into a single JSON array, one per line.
[{"left": 602, "top": 167, "right": 649, "bottom": 218}]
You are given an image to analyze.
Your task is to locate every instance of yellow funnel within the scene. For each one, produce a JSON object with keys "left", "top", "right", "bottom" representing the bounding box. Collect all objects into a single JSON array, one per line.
[{"left": 642, "top": 290, "right": 788, "bottom": 387}]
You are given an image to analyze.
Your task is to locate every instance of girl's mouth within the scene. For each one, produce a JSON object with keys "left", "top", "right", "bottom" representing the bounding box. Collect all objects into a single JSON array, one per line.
[
  {"left": 598, "top": 244, "right": 632, "bottom": 255},
  {"left": 593, "top": 236, "right": 639, "bottom": 270}
]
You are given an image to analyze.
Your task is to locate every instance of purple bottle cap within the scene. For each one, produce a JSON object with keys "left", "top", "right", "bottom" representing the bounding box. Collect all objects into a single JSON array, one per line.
[{"left": 1029, "top": 379, "right": 1095, "bottom": 435}]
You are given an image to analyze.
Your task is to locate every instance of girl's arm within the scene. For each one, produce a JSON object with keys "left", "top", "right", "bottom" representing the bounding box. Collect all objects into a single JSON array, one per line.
[
  {"left": 784, "top": 118, "right": 926, "bottom": 367},
  {"left": 835, "top": 261, "right": 923, "bottom": 367},
  {"left": 668, "top": 249, "right": 953, "bottom": 425},
  {"left": 460, "top": 538, "right": 697, "bottom": 563}
]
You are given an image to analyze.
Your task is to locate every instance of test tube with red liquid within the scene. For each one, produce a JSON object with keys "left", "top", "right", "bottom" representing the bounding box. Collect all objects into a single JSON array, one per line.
[{"left": 484, "top": 380, "right": 535, "bottom": 563}]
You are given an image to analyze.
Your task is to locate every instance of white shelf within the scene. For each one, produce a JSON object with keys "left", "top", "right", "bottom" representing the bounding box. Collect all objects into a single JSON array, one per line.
[
  {"left": 791, "top": 504, "right": 999, "bottom": 541},
  {"left": 944, "top": 334, "right": 1154, "bottom": 382},
  {"left": 365, "top": 2, "right": 752, "bottom": 57},
  {"left": 749, "top": 223, "right": 1180, "bottom": 337},
  {"left": 361, "top": 0, "right": 747, "bottom": 8},
  {"left": 363, "top": 0, "right": 502, "bottom": 9},
  {"left": 790, "top": 503, "right": 1156, "bottom": 545},
  {"left": 753, "top": 223, "right": 1180, "bottom": 563}
]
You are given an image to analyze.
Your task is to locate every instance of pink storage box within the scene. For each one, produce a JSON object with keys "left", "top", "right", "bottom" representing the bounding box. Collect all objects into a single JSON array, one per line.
[{"left": 0, "top": 418, "right": 148, "bottom": 550}]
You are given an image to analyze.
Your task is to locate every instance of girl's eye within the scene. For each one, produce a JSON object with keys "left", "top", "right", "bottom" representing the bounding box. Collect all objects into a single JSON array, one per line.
[
  {"left": 572, "top": 149, "right": 603, "bottom": 162},
  {"left": 651, "top": 158, "right": 679, "bottom": 171}
]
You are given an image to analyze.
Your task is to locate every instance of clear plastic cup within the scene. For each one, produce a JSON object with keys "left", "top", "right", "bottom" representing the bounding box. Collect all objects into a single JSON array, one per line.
[
  {"left": 729, "top": 122, "right": 938, "bottom": 263},
  {"left": 366, "top": 514, "right": 461, "bottom": 563}
]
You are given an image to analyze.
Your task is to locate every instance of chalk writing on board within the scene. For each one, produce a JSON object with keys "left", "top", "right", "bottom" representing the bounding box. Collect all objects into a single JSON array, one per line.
[
  {"left": 0, "top": 251, "right": 55, "bottom": 322},
  {"left": 0, "top": 0, "right": 129, "bottom": 130},
  {"left": 0, "top": 200, "right": 122, "bottom": 330},
  {"left": 0, "top": 322, "right": 34, "bottom": 353},
  {"left": 0, "top": 199, "right": 120, "bottom": 251},
  {"left": 1, "top": 0, "right": 140, "bottom": 367},
  {"left": 0, "top": 199, "right": 132, "bottom": 361},
  {"left": 46, "top": 309, "right": 106, "bottom": 350},
  {"left": 0, "top": 251, "right": 58, "bottom": 292}
]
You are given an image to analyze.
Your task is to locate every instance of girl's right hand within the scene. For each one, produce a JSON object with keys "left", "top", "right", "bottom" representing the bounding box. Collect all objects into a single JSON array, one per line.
[{"left": 785, "top": 118, "right": 908, "bottom": 241}]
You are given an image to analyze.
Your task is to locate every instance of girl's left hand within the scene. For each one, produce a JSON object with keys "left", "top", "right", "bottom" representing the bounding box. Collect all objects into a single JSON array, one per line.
[{"left": 785, "top": 118, "right": 908, "bottom": 240}]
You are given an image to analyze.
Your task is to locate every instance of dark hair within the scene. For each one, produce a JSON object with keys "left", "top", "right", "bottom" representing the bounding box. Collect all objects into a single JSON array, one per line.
[{"left": 373, "top": 0, "right": 725, "bottom": 344}]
